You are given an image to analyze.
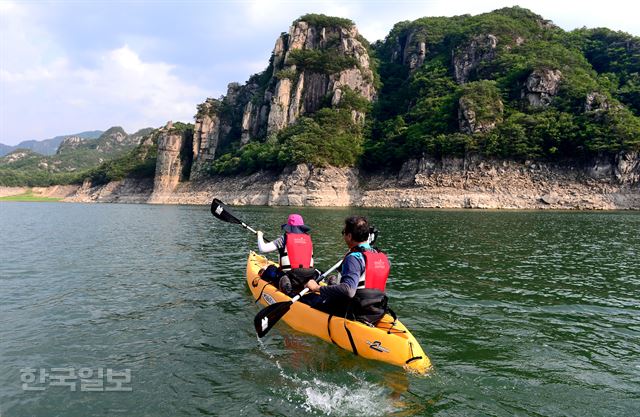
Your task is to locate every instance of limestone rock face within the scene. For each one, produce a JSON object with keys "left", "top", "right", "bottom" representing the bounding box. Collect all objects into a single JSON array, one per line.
[
  {"left": 267, "top": 78, "right": 293, "bottom": 135},
  {"left": 149, "top": 122, "right": 192, "bottom": 203},
  {"left": 60, "top": 153, "right": 640, "bottom": 209},
  {"left": 389, "top": 29, "right": 427, "bottom": 71},
  {"left": 189, "top": 17, "right": 376, "bottom": 169},
  {"left": 453, "top": 34, "right": 498, "bottom": 84},
  {"left": 267, "top": 19, "right": 376, "bottom": 130},
  {"left": 191, "top": 99, "right": 221, "bottom": 180},
  {"left": 268, "top": 164, "right": 361, "bottom": 206},
  {"left": 615, "top": 151, "right": 640, "bottom": 185},
  {"left": 522, "top": 69, "right": 562, "bottom": 106}
]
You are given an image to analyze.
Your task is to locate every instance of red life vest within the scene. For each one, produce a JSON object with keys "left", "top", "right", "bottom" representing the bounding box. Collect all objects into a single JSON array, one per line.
[
  {"left": 280, "top": 233, "right": 313, "bottom": 270},
  {"left": 348, "top": 246, "right": 390, "bottom": 292},
  {"left": 361, "top": 251, "right": 390, "bottom": 292}
]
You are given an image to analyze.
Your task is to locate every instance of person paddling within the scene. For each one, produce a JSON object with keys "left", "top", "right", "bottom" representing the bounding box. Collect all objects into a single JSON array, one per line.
[
  {"left": 303, "top": 215, "right": 390, "bottom": 322},
  {"left": 257, "top": 214, "right": 315, "bottom": 295}
]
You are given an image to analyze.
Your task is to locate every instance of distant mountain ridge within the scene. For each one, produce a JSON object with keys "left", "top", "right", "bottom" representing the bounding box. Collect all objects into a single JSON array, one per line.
[
  {"left": 0, "top": 130, "right": 104, "bottom": 156},
  {"left": 0, "top": 127, "right": 154, "bottom": 186}
]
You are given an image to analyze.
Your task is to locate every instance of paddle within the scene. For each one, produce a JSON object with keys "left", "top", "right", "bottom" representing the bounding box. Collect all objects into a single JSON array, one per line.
[
  {"left": 254, "top": 258, "right": 343, "bottom": 338},
  {"left": 210, "top": 198, "right": 258, "bottom": 234}
]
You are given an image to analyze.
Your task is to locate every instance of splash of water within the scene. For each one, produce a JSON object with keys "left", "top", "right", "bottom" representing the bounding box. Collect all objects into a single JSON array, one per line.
[{"left": 270, "top": 359, "right": 398, "bottom": 416}]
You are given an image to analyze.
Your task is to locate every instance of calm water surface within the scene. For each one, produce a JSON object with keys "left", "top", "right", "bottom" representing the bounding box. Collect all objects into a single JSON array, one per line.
[{"left": 1, "top": 202, "right": 639, "bottom": 416}]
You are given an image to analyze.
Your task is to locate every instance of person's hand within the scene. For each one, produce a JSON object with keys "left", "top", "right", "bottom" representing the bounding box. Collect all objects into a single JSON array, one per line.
[{"left": 305, "top": 279, "right": 320, "bottom": 292}]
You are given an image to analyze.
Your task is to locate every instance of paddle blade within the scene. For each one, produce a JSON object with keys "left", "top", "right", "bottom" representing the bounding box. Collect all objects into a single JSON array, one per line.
[
  {"left": 211, "top": 198, "right": 241, "bottom": 224},
  {"left": 254, "top": 301, "right": 293, "bottom": 338}
]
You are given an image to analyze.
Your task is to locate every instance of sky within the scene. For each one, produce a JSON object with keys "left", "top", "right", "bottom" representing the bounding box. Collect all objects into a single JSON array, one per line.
[{"left": 1, "top": 0, "right": 639, "bottom": 145}]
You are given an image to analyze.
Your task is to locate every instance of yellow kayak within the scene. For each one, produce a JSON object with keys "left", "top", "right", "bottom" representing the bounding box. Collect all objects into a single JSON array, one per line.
[{"left": 246, "top": 251, "right": 432, "bottom": 374}]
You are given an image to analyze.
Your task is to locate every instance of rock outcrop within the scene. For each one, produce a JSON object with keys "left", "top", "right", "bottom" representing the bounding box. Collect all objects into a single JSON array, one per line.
[
  {"left": 95, "top": 129, "right": 128, "bottom": 152},
  {"left": 266, "top": 20, "right": 375, "bottom": 132},
  {"left": 0, "top": 149, "right": 38, "bottom": 163},
  {"left": 187, "top": 16, "right": 376, "bottom": 181},
  {"left": 55, "top": 127, "right": 143, "bottom": 155},
  {"left": 149, "top": 122, "right": 193, "bottom": 203},
  {"left": 56, "top": 136, "right": 86, "bottom": 153},
  {"left": 191, "top": 99, "right": 222, "bottom": 179},
  {"left": 452, "top": 34, "right": 498, "bottom": 84},
  {"left": 584, "top": 91, "right": 623, "bottom": 113},
  {"left": 522, "top": 68, "right": 562, "bottom": 107},
  {"left": 389, "top": 28, "right": 428, "bottom": 70},
  {"left": 615, "top": 151, "right": 640, "bottom": 185}
]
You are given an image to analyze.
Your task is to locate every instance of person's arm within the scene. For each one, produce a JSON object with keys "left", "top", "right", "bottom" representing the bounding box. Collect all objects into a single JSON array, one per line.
[
  {"left": 317, "top": 254, "right": 361, "bottom": 299},
  {"left": 257, "top": 232, "right": 280, "bottom": 253}
]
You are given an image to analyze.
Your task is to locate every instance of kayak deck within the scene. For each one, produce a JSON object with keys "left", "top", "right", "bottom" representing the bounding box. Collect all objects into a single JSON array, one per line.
[{"left": 246, "top": 251, "right": 432, "bottom": 374}]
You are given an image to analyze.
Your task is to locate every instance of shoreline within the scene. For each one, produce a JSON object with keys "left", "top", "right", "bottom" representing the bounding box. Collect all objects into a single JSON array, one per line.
[{"left": 2, "top": 159, "right": 639, "bottom": 210}]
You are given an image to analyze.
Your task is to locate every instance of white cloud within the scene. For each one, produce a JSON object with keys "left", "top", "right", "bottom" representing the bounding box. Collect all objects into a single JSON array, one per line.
[
  {"left": 2, "top": 44, "right": 206, "bottom": 139},
  {"left": 0, "top": 1, "right": 207, "bottom": 143},
  {"left": 76, "top": 45, "right": 206, "bottom": 121}
]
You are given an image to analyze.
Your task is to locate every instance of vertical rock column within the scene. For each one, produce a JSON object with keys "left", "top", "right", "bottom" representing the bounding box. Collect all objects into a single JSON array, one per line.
[
  {"left": 149, "top": 123, "right": 189, "bottom": 203},
  {"left": 190, "top": 109, "right": 221, "bottom": 180}
]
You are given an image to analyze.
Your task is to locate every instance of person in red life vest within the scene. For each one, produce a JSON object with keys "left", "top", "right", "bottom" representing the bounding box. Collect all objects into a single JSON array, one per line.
[
  {"left": 257, "top": 214, "right": 315, "bottom": 296},
  {"left": 303, "top": 215, "right": 390, "bottom": 320}
]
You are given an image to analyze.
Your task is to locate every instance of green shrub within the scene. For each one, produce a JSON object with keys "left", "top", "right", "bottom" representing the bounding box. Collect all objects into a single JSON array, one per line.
[
  {"left": 211, "top": 108, "right": 363, "bottom": 174},
  {"left": 295, "top": 14, "right": 354, "bottom": 30},
  {"left": 334, "top": 86, "right": 371, "bottom": 113},
  {"left": 274, "top": 68, "right": 298, "bottom": 81},
  {"left": 82, "top": 138, "right": 159, "bottom": 185},
  {"left": 287, "top": 49, "right": 358, "bottom": 74}
]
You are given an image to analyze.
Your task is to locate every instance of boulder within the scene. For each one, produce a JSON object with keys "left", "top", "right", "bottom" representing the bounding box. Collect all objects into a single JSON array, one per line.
[{"left": 522, "top": 69, "right": 562, "bottom": 107}]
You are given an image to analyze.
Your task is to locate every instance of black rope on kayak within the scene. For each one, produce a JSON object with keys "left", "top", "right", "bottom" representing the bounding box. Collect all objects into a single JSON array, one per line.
[
  {"left": 343, "top": 320, "right": 358, "bottom": 356},
  {"left": 385, "top": 307, "right": 403, "bottom": 334},
  {"left": 405, "top": 356, "right": 423, "bottom": 365},
  {"left": 254, "top": 282, "right": 271, "bottom": 304},
  {"left": 327, "top": 314, "right": 339, "bottom": 347},
  {"left": 405, "top": 341, "right": 422, "bottom": 364},
  {"left": 340, "top": 304, "right": 359, "bottom": 356}
]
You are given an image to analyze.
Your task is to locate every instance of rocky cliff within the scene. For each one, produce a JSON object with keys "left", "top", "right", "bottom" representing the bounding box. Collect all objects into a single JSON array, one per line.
[
  {"left": 149, "top": 122, "right": 193, "bottom": 203},
  {"left": 188, "top": 15, "right": 376, "bottom": 180},
  {"left": 46, "top": 151, "right": 639, "bottom": 209}
]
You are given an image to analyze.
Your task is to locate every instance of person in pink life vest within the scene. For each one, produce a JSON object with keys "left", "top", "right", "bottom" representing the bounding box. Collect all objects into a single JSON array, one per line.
[{"left": 257, "top": 214, "right": 315, "bottom": 295}]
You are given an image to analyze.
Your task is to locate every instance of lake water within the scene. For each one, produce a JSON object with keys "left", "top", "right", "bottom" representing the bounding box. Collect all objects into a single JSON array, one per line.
[{"left": 1, "top": 202, "right": 639, "bottom": 416}]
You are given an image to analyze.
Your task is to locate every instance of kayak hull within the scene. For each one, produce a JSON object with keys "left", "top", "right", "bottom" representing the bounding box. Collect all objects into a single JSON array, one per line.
[{"left": 246, "top": 251, "right": 432, "bottom": 374}]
